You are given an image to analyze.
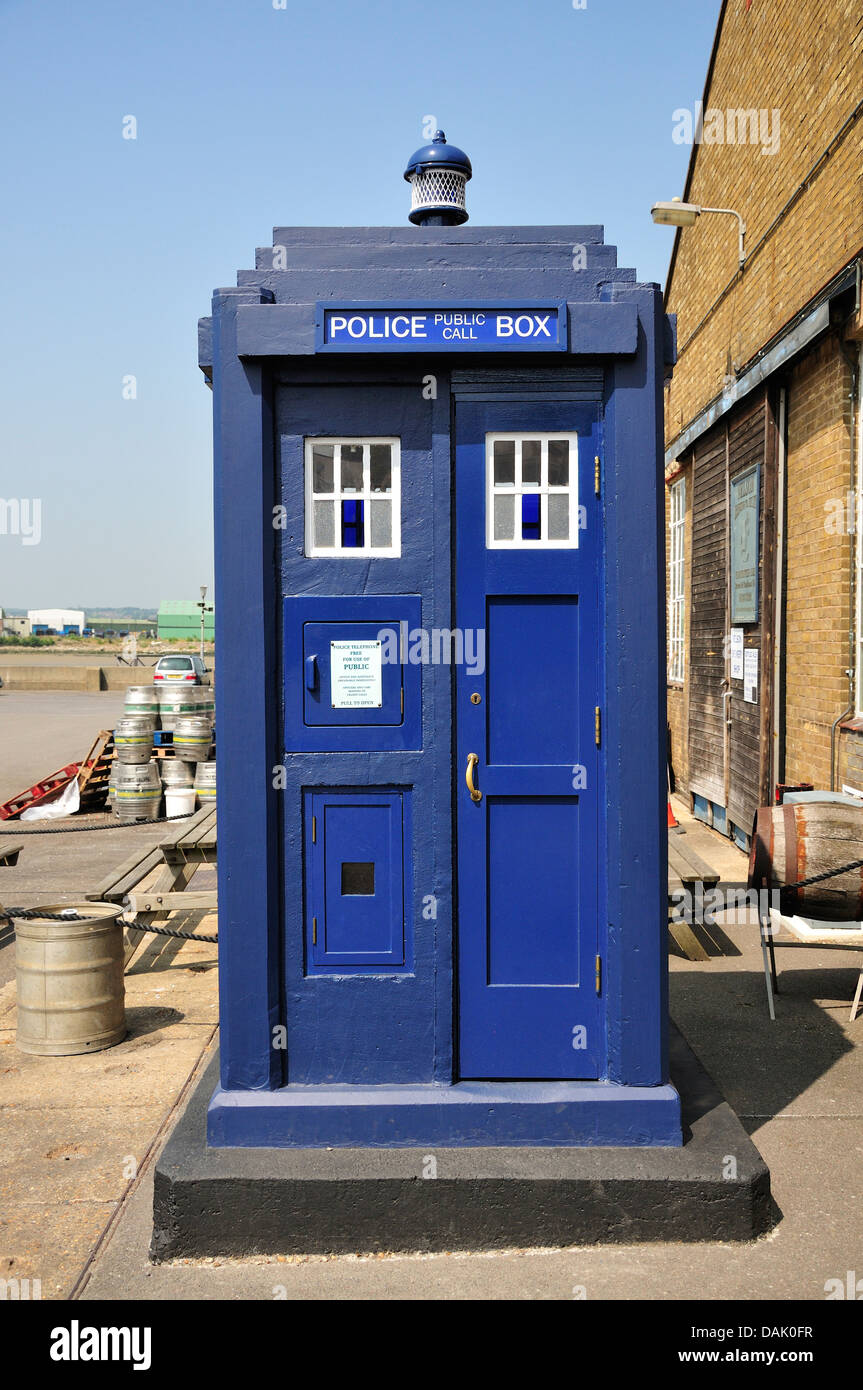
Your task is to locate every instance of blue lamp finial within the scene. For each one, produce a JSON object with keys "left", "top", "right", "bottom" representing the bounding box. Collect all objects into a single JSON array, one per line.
[{"left": 404, "top": 128, "right": 472, "bottom": 227}]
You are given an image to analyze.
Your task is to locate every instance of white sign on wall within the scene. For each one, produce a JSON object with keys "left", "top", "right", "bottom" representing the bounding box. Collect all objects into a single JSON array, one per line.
[
  {"left": 730, "top": 627, "right": 744, "bottom": 681},
  {"left": 743, "top": 647, "right": 759, "bottom": 704},
  {"left": 330, "top": 640, "right": 383, "bottom": 709}
]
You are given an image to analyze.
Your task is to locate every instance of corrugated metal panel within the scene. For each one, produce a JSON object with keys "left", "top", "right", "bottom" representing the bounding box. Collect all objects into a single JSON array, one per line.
[
  {"left": 727, "top": 394, "right": 769, "bottom": 830},
  {"left": 687, "top": 427, "right": 727, "bottom": 805}
]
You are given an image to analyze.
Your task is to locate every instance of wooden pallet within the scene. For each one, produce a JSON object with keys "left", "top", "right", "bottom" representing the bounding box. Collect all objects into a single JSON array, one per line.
[{"left": 77, "top": 730, "right": 114, "bottom": 811}]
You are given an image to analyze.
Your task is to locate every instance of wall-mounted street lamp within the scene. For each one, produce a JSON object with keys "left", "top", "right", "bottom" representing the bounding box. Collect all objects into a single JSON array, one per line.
[{"left": 651, "top": 198, "right": 746, "bottom": 269}]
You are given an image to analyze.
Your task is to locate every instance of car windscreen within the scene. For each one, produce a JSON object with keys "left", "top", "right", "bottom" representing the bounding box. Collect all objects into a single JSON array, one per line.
[{"left": 157, "top": 658, "right": 193, "bottom": 671}]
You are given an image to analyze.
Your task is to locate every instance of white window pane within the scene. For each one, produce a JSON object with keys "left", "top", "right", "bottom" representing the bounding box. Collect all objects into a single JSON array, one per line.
[
  {"left": 547, "top": 493, "right": 569, "bottom": 540},
  {"left": 369, "top": 499, "right": 392, "bottom": 549},
  {"left": 548, "top": 440, "right": 569, "bottom": 487},
  {"left": 494, "top": 494, "right": 514, "bottom": 540},
  {"left": 370, "top": 444, "right": 392, "bottom": 492},
  {"left": 521, "top": 440, "right": 541, "bottom": 485},
  {"left": 493, "top": 439, "right": 515, "bottom": 486},
  {"left": 340, "top": 445, "right": 363, "bottom": 492},
  {"left": 314, "top": 499, "right": 335, "bottom": 548},
  {"left": 312, "top": 444, "right": 334, "bottom": 493}
]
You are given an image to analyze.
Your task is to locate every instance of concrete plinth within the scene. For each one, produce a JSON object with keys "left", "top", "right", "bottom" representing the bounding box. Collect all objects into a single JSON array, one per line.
[{"left": 152, "top": 1027, "right": 771, "bottom": 1258}]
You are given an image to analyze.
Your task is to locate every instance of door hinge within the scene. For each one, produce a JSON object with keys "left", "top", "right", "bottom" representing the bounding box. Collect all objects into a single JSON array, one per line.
[
  {"left": 595, "top": 954, "right": 602, "bottom": 995},
  {"left": 312, "top": 815, "right": 316, "bottom": 844},
  {"left": 312, "top": 915, "right": 317, "bottom": 945},
  {"left": 594, "top": 455, "right": 601, "bottom": 497},
  {"left": 595, "top": 706, "right": 601, "bottom": 747}
]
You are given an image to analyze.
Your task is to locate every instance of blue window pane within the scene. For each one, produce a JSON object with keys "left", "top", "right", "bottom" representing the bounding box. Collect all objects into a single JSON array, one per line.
[
  {"left": 521, "top": 493, "right": 541, "bottom": 541},
  {"left": 341, "top": 499, "right": 365, "bottom": 548}
]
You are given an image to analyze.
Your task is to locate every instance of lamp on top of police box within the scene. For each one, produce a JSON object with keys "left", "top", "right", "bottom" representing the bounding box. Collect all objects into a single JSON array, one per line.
[{"left": 404, "top": 129, "right": 472, "bottom": 227}]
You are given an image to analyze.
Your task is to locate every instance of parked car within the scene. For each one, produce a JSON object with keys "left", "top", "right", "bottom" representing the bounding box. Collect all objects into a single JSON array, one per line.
[{"left": 153, "top": 654, "right": 209, "bottom": 685}]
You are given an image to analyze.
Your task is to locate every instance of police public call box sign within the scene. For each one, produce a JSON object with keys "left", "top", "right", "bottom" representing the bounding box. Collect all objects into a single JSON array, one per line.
[{"left": 316, "top": 301, "right": 567, "bottom": 352}]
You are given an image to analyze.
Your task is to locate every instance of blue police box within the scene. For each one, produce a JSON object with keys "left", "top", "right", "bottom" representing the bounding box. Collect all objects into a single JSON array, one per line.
[{"left": 201, "top": 132, "right": 682, "bottom": 1148}]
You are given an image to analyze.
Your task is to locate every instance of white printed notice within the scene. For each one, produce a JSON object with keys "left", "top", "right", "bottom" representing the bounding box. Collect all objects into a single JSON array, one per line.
[
  {"left": 730, "top": 627, "right": 744, "bottom": 681},
  {"left": 330, "top": 640, "right": 383, "bottom": 709},
  {"left": 743, "top": 647, "right": 758, "bottom": 704}
]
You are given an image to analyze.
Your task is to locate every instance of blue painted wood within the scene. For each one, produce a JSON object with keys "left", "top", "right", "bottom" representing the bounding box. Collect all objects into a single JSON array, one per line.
[
  {"left": 236, "top": 299, "right": 637, "bottom": 359},
  {"left": 206, "top": 1078, "right": 683, "bottom": 1148},
  {"left": 603, "top": 285, "right": 669, "bottom": 1088},
  {"left": 273, "top": 380, "right": 452, "bottom": 1085},
  {"left": 211, "top": 287, "right": 282, "bottom": 1091},
  {"left": 283, "top": 595, "right": 422, "bottom": 752},
  {"left": 207, "top": 223, "right": 681, "bottom": 1146},
  {"left": 305, "top": 790, "right": 410, "bottom": 970},
  {"left": 456, "top": 400, "right": 603, "bottom": 1079}
]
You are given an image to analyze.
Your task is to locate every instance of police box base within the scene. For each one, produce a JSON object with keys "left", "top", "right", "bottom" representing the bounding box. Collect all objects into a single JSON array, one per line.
[{"left": 151, "top": 1029, "right": 771, "bottom": 1258}]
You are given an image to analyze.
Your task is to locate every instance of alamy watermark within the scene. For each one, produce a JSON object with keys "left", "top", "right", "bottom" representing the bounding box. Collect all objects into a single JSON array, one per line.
[
  {"left": 672, "top": 101, "right": 780, "bottom": 156},
  {"left": 377, "top": 625, "right": 486, "bottom": 677},
  {"left": 670, "top": 884, "right": 783, "bottom": 926},
  {"left": 0, "top": 498, "right": 41, "bottom": 545}
]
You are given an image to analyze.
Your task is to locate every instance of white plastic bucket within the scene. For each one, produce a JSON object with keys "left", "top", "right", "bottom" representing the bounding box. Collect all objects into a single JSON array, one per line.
[{"left": 164, "top": 786, "right": 196, "bottom": 818}]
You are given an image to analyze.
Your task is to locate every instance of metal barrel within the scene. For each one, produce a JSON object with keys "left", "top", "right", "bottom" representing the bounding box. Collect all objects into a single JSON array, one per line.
[
  {"left": 749, "top": 801, "right": 863, "bottom": 921},
  {"left": 112, "top": 760, "right": 162, "bottom": 822},
  {"left": 160, "top": 758, "right": 195, "bottom": 788},
  {"left": 172, "top": 716, "right": 213, "bottom": 763},
  {"left": 123, "top": 685, "right": 160, "bottom": 723},
  {"left": 114, "top": 716, "right": 155, "bottom": 766},
  {"left": 188, "top": 685, "right": 215, "bottom": 722},
  {"left": 158, "top": 685, "right": 210, "bottom": 731},
  {"left": 15, "top": 903, "right": 126, "bottom": 1055},
  {"left": 194, "top": 761, "right": 217, "bottom": 804}
]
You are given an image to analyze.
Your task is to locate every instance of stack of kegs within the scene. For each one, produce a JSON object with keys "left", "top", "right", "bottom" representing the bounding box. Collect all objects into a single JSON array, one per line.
[
  {"left": 113, "top": 689, "right": 161, "bottom": 821},
  {"left": 156, "top": 682, "right": 216, "bottom": 816}
]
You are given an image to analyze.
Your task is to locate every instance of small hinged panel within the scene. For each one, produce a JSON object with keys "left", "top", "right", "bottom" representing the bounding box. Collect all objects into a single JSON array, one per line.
[
  {"left": 284, "top": 596, "right": 422, "bottom": 751},
  {"left": 304, "top": 790, "right": 410, "bottom": 971}
]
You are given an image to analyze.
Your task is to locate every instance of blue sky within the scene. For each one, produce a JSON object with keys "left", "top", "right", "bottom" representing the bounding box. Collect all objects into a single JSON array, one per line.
[{"left": 0, "top": 0, "right": 719, "bottom": 609}]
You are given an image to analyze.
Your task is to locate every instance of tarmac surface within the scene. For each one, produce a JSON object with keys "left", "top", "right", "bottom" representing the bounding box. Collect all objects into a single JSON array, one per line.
[{"left": 1, "top": 692, "right": 861, "bottom": 1299}]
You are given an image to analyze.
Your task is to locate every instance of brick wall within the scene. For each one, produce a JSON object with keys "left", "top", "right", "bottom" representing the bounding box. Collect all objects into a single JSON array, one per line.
[
  {"left": 783, "top": 333, "right": 853, "bottom": 787},
  {"left": 664, "top": 0, "right": 862, "bottom": 449}
]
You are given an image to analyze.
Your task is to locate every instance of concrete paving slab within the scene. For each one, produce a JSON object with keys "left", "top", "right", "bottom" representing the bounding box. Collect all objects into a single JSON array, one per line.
[
  {"left": 2, "top": 1202, "right": 117, "bottom": 1301},
  {"left": 0, "top": 1104, "right": 169, "bottom": 1204}
]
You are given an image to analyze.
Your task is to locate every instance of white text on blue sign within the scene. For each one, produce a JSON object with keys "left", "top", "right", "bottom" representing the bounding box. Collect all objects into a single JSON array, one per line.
[{"left": 320, "top": 307, "right": 564, "bottom": 350}]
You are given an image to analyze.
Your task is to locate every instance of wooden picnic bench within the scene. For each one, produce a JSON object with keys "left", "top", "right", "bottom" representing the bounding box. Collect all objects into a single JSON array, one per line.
[
  {"left": 87, "top": 806, "right": 217, "bottom": 967},
  {"left": 668, "top": 837, "right": 722, "bottom": 961}
]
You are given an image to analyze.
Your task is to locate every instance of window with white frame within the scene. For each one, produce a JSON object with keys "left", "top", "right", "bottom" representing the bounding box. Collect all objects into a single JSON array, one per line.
[
  {"left": 668, "top": 475, "right": 686, "bottom": 683},
  {"left": 305, "top": 438, "right": 400, "bottom": 557},
  {"left": 486, "top": 433, "right": 580, "bottom": 548}
]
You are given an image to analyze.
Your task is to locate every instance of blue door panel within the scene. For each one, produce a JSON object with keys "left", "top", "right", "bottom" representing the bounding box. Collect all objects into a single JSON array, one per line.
[
  {"left": 487, "top": 596, "right": 580, "bottom": 765},
  {"left": 305, "top": 790, "right": 408, "bottom": 970},
  {"left": 303, "top": 622, "right": 402, "bottom": 726},
  {"left": 487, "top": 797, "right": 581, "bottom": 986},
  {"left": 456, "top": 399, "right": 604, "bottom": 1080}
]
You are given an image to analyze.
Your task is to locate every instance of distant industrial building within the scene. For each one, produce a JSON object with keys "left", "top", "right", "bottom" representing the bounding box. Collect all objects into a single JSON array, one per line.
[
  {"left": 157, "top": 599, "right": 214, "bottom": 643},
  {"left": 2, "top": 614, "right": 31, "bottom": 636},
  {"left": 27, "top": 608, "right": 85, "bottom": 635}
]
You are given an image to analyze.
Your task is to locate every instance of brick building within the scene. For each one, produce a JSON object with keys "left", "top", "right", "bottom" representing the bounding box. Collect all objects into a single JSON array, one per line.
[{"left": 663, "top": 0, "right": 862, "bottom": 847}]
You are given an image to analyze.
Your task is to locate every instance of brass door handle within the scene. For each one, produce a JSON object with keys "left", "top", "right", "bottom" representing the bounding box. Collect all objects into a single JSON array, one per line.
[{"left": 465, "top": 752, "right": 482, "bottom": 803}]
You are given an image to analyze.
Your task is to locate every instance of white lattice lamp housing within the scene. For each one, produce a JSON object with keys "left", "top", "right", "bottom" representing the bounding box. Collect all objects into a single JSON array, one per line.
[{"left": 404, "top": 129, "right": 472, "bottom": 227}]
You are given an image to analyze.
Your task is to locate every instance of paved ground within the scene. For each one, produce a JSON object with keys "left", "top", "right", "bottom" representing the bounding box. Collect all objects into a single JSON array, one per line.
[
  {"left": 2, "top": 762, "right": 862, "bottom": 1300},
  {"left": 0, "top": 690, "right": 127, "bottom": 804}
]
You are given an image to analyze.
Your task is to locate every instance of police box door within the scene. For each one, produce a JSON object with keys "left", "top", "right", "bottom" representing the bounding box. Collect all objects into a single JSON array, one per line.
[{"left": 455, "top": 399, "right": 604, "bottom": 1079}]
